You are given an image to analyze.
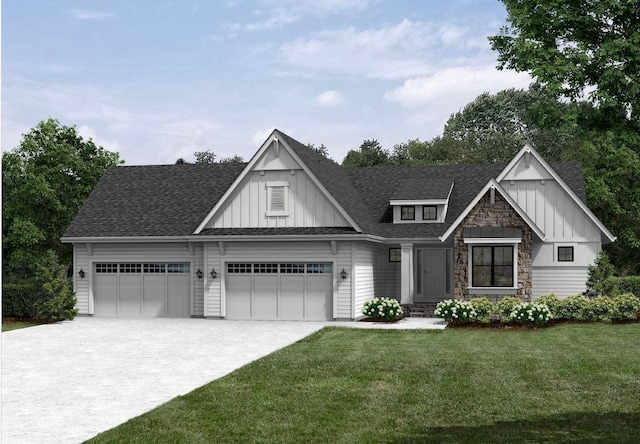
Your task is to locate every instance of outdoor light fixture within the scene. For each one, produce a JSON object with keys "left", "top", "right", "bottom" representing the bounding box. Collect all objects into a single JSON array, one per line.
[
  {"left": 210, "top": 267, "right": 217, "bottom": 280},
  {"left": 78, "top": 268, "right": 86, "bottom": 279},
  {"left": 340, "top": 268, "right": 347, "bottom": 279},
  {"left": 196, "top": 269, "right": 203, "bottom": 279}
]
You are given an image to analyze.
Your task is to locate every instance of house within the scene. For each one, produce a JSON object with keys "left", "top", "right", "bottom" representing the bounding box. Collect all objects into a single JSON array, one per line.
[{"left": 61, "top": 130, "right": 615, "bottom": 320}]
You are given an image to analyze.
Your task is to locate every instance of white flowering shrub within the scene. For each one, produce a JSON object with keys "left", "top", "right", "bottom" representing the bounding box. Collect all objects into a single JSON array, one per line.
[
  {"left": 434, "top": 299, "right": 477, "bottom": 323},
  {"left": 509, "top": 302, "right": 552, "bottom": 325},
  {"left": 361, "top": 297, "right": 404, "bottom": 321}
]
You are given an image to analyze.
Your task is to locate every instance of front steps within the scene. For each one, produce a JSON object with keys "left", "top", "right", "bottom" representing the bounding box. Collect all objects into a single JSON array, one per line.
[{"left": 403, "top": 303, "right": 438, "bottom": 318}]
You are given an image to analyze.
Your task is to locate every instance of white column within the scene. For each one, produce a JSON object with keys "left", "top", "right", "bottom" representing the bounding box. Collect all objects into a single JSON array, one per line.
[{"left": 400, "top": 243, "right": 414, "bottom": 304}]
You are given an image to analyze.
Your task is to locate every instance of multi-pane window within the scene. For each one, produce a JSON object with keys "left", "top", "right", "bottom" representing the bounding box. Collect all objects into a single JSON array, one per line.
[
  {"left": 401, "top": 206, "right": 415, "bottom": 220},
  {"left": 95, "top": 263, "right": 118, "bottom": 273},
  {"left": 423, "top": 205, "right": 437, "bottom": 220},
  {"left": 254, "top": 263, "right": 279, "bottom": 274},
  {"left": 389, "top": 248, "right": 401, "bottom": 262},
  {"left": 472, "top": 246, "right": 514, "bottom": 287},
  {"left": 167, "top": 263, "right": 190, "bottom": 273},
  {"left": 307, "top": 263, "right": 332, "bottom": 274},
  {"left": 227, "top": 263, "right": 252, "bottom": 274},
  {"left": 144, "top": 263, "right": 166, "bottom": 273},
  {"left": 558, "top": 246, "right": 574, "bottom": 262},
  {"left": 280, "top": 263, "right": 305, "bottom": 274},
  {"left": 120, "top": 263, "right": 142, "bottom": 273}
]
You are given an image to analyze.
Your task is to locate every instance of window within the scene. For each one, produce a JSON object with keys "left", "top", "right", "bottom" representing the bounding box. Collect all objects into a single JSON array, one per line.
[
  {"left": 389, "top": 248, "right": 401, "bottom": 262},
  {"left": 167, "top": 263, "right": 190, "bottom": 273},
  {"left": 472, "top": 246, "right": 514, "bottom": 287},
  {"left": 266, "top": 182, "right": 289, "bottom": 216},
  {"left": 423, "top": 205, "right": 437, "bottom": 220},
  {"left": 558, "top": 246, "right": 574, "bottom": 262},
  {"left": 254, "top": 263, "right": 278, "bottom": 274},
  {"left": 280, "top": 263, "right": 305, "bottom": 274},
  {"left": 227, "top": 263, "right": 252, "bottom": 274},
  {"left": 95, "top": 263, "right": 118, "bottom": 273},
  {"left": 307, "top": 263, "right": 332, "bottom": 274},
  {"left": 401, "top": 206, "right": 415, "bottom": 220},
  {"left": 120, "top": 263, "right": 142, "bottom": 273}
]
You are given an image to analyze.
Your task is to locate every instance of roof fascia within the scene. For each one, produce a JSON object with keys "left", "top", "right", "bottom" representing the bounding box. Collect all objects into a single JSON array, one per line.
[
  {"left": 62, "top": 234, "right": 385, "bottom": 244},
  {"left": 439, "top": 179, "right": 546, "bottom": 242},
  {"left": 275, "top": 131, "right": 363, "bottom": 232},
  {"left": 497, "top": 144, "right": 616, "bottom": 243},
  {"left": 390, "top": 199, "right": 448, "bottom": 206}
]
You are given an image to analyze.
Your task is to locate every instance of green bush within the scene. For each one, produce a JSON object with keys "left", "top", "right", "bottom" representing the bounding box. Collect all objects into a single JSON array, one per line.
[
  {"left": 611, "top": 293, "right": 640, "bottom": 320},
  {"left": 584, "top": 297, "right": 615, "bottom": 322},
  {"left": 556, "top": 294, "right": 589, "bottom": 320},
  {"left": 361, "top": 297, "right": 404, "bottom": 321},
  {"left": 2, "top": 283, "right": 42, "bottom": 318},
  {"left": 469, "top": 297, "right": 494, "bottom": 321},
  {"left": 603, "top": 276, "right": 640, "bottom": 297},
  {"left": 496, "top": 296, "right": 522, "bottom": 318},
  {"left": 508, "top": 302, "right": 552, "bottom": 325},
  {"left": 434, "top": 299, "right": 477, "bottom": 323},
  {"left": 584, "top": 250, "right": 615, "bottom": 298},
  {"left": 535, "top": 293, "right": 562, "bottom": 318},
  {"left": 33, "top": 251, "right": 78, "bottom": 322}
]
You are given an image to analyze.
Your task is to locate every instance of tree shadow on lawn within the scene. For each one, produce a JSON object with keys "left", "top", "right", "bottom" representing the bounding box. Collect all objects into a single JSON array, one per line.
[{"left": 394, "top": 412, "right": 640, "bottom": 444}]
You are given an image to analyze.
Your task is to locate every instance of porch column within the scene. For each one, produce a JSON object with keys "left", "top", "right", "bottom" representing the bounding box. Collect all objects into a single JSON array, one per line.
[{"left": 400, "top": 243, "right": 414, "bottom": 304}]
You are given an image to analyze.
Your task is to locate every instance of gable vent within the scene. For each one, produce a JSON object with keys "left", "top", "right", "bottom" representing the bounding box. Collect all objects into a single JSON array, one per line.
[{"left": 271, "top": 186, "right": 285, "bottom": 211}]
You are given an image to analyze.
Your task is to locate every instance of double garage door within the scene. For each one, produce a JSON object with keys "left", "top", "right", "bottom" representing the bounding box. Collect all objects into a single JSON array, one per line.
[
  {"left": 93, "top": 262, "right": 191, "bottom": 317},
  {"left": 225, "top": 262, "right": 333, "bottom": 320}
]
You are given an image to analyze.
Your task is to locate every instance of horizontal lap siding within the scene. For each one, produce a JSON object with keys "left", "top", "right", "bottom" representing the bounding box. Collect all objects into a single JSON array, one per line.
[
  {"left": 354, "top": 242, "right": 377, "bottom": 317},
  {"left": 74, "top": 244, "right": 91, "bottom": 314},
  {"left": 532, "top": 266, "right": 589, "bottom": 298},
  {"left": 204, "top": 241, "right": 353, "bottom": 319}
]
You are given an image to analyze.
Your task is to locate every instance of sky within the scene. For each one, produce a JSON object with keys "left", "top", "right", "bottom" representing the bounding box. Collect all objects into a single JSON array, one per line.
[{"left": 2, "top": 0, "right": 532, "bottom": 165}]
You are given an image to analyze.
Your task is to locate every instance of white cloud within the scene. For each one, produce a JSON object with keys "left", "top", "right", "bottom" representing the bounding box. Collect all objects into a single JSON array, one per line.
[
  {"left": 384, "top": 67, "right": 533, "bottom": 110},
  {"left": 69, "top": 10, "right": 114, "bottom": 20},
  {"left": 242, "top": 7, "right": 300, "bottom": 31},
  {"left": 262, "top": 0, "right": 372, "bottom": 15},
  {"left": 252, "top": 127, "right": 276, "bottom": 145},
  {"left": 316, "top": 90, "right": 344, "bottom": 107}
]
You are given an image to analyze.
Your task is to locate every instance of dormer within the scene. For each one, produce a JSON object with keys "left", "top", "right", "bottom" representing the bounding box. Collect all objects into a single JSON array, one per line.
[{"left": 390, "top": 179, "right": 454, "bottom": 224}]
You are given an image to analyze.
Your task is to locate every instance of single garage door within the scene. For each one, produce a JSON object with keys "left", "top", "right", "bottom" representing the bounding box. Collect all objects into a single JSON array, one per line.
[
  {"left": 93, "top": 262, "right": 191, "bottom": 317},
  {"left": 225, "top": 262, "right": 333, "bottom": 320}
]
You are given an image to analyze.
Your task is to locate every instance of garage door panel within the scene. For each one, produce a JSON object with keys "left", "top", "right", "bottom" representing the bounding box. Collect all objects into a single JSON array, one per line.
[
  {"left": 167, "top": 275, "right": 190, "bottom": 317},
  {"left": 119, "top": 276, "right": 142, "bottom": 316},
  {"left": 226, "top": 276, "right": 252, "bottom": 319},
  {"left": 280, "top": 276, "right": 305, "bottom": 320},
  {"left": 254, "top": 276, "right": 278, "bottom": 319},
  {"left": 306, "top": 275, "right": 332, "bottom": 320},
  {"left": 94, "top": 275, "right": 118, "bottom": 316},
  {"left": 143, "top": 275, "right": 167, "bottom": 317}
]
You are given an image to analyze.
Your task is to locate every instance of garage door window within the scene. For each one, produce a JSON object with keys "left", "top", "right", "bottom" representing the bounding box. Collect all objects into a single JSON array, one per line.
[
  {"left": 144, "top": 263, "right": 166, "bottom": 273},
  {"left": 226, "top": 263, "right": 333, "bottom": 275},
  {"left": 96, "top": 263, "right": 118, "bottom": 273},
  {"left": 307, "top": 263, "right": 332, "bottom": 274},
  {"left": 281, "top": 263, "right": 305, "bottom": 274},
  {"left": 168, "top": 263, "right": 190, "bottom": 273},
  {"left": 228, "top": 263, "right": 252, "bottom": 274},
  {"left": 120, "top": 263, "right": 142, "bottom": 273},
  {"left": 254, "top": 263, "right": 278, "bottom": 273}
]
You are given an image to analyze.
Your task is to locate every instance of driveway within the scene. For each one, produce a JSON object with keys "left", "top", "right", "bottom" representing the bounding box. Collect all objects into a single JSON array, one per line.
[{"left": 1, "top": 317, "right": 331, "bottom": 443}]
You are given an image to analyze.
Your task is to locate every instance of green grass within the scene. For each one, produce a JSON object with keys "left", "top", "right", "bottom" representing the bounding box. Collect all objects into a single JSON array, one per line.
[
  {"left": 2, "top": 319, "right": 43, "bottom": 332},
  {"left": 88, "top": 323, "right": 640, "bottom": 443}
]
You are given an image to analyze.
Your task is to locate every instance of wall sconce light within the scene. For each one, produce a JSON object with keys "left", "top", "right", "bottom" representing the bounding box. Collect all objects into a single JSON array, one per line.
[
  {"left": 210, "top": 268, "right": 217, "bottom": 280},
  {"left": 340, "top": 268, "right": 347, "bottom": 279},
  {"left": 196, "top": 269, "right": 203, "bottom": 279},
  {"left": 78, "top": 268, "right": 86, "bottom": 279}
]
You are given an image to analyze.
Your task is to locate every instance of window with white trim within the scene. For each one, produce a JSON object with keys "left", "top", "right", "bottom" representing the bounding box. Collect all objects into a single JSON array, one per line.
[
  {"left": 266, "top": 182, "right": 289, "bottom": 216},
  {"left": 471, "top": 245, "right": 514, "bottom": 287}
]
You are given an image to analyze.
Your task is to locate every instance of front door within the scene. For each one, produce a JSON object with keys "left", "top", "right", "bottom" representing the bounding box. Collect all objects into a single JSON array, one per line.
[{"left": 421, "top": 249, "right": 446, "bottom": 301}]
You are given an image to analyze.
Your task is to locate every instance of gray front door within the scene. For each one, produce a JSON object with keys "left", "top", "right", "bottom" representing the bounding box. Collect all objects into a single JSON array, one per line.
[{"left": 422, "top": 249, "right": 446, "bottom": 300}]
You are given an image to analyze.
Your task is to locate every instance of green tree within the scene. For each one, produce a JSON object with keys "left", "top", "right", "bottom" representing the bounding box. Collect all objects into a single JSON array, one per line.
[
  {"left": 342, "top": 139, "right": 390, "bottom": 167},
  {"left": 219, "top": 154, "right": 245, "bottom": 164},
  {"left": 194, "top": 150, "right": 216, "bottom": 164},
  {"left": 490, "top": 0, "right": 640, "bottom": 125},
  {"left": 306, "top": 143, "right": 330, "bottom": 159},
  {"left": 2, "top": 118, "right": 122, "bottom": 276}
]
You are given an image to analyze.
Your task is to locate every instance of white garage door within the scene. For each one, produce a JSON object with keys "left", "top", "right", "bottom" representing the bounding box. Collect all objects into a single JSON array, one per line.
[
  {"left": 225, "top": 263, "right": 333, "bottom": 320},
  {"left": 93, "top": 263, "right": 191, "bottom": 317}
]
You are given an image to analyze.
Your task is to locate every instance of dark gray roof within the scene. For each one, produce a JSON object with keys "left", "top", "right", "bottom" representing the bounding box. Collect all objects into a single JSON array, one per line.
[
  {"left": 391, "top": 178, "right": 454, "bottom": 200},
  {"left": 63, "top": 130, "right": 588, "bottom": 240}
]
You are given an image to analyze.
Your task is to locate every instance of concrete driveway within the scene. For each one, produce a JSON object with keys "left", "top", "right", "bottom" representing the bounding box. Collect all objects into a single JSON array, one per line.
[{"left": 1, "top": 317, "right": 331, "bottom": 443}]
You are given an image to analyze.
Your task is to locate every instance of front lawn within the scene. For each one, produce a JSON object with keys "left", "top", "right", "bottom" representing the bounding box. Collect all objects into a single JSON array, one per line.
[
  {"left": 2, "top": 319, "right": 44, "bottom": 332},
  {"left": 88, "top": 323, "right": 640, "bottom": 443}
]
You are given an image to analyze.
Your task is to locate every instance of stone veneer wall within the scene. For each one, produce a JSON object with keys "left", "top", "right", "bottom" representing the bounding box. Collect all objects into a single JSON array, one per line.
[{"left": 454, "top": 190, "right": 532, "bottom": 303}]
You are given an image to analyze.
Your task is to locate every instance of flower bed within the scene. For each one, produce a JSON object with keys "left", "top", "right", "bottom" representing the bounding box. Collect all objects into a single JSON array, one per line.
[{"left": 361, "top": 297, "right": 404, "bottom": 322}]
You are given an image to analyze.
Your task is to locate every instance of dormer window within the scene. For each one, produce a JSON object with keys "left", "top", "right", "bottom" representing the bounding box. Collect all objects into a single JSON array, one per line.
[
  {"left": 401, "top": 206, "right": 415, "bottom": 220},
  {"left": 423, "top": 205, "right": 437, "bottom": 220},
  {"left": 266, "top": 181, "right": 289, "bottom": 216}
]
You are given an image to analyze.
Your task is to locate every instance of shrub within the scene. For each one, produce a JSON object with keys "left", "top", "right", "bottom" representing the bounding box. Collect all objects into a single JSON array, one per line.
[
  {"left": 535, "top": 293, "right": 562, "bottom": 318},
  {"left": 496, "top": 296, "right": 522, "bottom": 318},
  {"left": 603, "top": 276, "right": 640, "bottom": 298},
  {"left": 434, "top": 299, "right": 477, "bottom": 323},
  {"left": 611, "top": 293, "right": 640, "bottom": 320},
  {"left": 361, "top": 297, "right": 404, "bottom": 321},
  {"left": 33, "top": 251, "right": 78, "bottom": 322},
  {"left": 584, "top": 297, "right": 615, "bottom": 322},
  {"left": 509, "top": 302, "right": 552, "bottom": 325},
  {"left": 584, "top": 250, "right": 615, "bottom": 298},
  {"left": 556, "top": 294, "right": 589, "bottom": 320},
  {"left": 469, "top": 297, "right": 494, "bottom": 322},
  {"left": 2, "top": 283, "right": 42, "bottom": 318}
]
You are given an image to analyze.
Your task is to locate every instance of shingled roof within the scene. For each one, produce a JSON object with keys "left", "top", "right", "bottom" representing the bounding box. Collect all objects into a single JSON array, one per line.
[{"left": 62, "top": 131, "right": 587, "bottom": 240}]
